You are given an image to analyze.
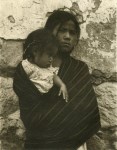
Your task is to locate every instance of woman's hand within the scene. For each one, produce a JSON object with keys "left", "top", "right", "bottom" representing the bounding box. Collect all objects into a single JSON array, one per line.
[{"left": 58, "top": 83, "right": 69, "bottom": 102}]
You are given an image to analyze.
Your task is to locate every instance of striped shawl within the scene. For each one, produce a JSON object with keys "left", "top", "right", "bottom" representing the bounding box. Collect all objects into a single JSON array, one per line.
[{"left": 13, "top": 56, "right": 100, "bottom": 149}]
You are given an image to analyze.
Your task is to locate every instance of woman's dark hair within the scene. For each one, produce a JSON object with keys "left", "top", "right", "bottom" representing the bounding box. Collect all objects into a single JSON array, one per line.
[
  {"left": 45, "top": 10, "right": 81, "bottom": 39},
  {"left": 23, "top": 28, "right": 59, "bottom": 59}
]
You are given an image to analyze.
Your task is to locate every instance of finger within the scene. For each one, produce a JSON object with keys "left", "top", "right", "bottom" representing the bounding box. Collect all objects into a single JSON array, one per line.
[
  {"left": 65, "top": 99, "right": 68, "bottom": 103},
  {"left": 65, "top": 93, "right": 69, "bottom": 102},
  {"left": 58, "top": 90, "right": 61, "bottom": 96},
  {"left": 63, "top": 92, "right": 65, "bottom": 100},
  {"left": 65, "top": 96, "right": 68, "bottom": 102}
]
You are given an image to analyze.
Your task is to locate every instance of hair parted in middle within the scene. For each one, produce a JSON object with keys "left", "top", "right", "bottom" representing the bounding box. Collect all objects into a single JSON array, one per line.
[{"left": 23, "top": 28, "right": 59, "bottom": 60}]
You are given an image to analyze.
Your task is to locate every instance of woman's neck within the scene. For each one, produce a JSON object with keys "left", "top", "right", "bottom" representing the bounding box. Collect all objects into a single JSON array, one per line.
[
  {"left": 52, "top": 52, "right": 70, "bottom": 67},
  {"left": 52, "top": 55, "right": 62, "bottom": 67}
]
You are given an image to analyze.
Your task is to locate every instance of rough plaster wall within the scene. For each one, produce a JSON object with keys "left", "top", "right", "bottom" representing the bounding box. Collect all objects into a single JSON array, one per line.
[{"left": 0, "top": 0, "right": 117, "bottom": 149}]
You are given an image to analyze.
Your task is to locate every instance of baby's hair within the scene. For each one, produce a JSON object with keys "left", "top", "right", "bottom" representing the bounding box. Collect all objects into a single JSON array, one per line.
[{"left": 23, "top": 28, "right": 59, "bottom": 60}]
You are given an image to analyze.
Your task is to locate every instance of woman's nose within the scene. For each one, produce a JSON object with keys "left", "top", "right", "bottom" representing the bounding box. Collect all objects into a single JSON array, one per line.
[{"left": 64, "top": 32, "right": 70, "bottom": 39}]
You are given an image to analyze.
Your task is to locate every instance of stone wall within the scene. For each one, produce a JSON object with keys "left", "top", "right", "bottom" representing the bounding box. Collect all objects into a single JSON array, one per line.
[{"left": 0, "top": 0, "right": 116, "bottom": 149}]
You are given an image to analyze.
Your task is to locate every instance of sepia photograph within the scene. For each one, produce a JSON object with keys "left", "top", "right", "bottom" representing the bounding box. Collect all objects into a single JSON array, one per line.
[{"left": 0, "top": 0, "right": 116, "bottom": 149}]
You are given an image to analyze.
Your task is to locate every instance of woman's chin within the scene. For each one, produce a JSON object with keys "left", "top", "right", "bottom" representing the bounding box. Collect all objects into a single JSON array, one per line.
[
  {"left": 59, "top": 46, "right": 73, "bottom": 54},
  {"left": 60, "top": 48, "right": 73, "bottom": 55}
]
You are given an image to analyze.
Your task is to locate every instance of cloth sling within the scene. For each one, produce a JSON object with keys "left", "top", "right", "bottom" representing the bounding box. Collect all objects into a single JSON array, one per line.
[{"left": 13, "top": 56, "right": 101, "bottom": 149}]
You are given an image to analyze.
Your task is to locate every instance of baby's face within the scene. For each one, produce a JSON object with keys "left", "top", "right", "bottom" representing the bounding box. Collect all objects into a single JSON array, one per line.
[{"left": 34, "top": 47, "right": 58, "bottom": 68}]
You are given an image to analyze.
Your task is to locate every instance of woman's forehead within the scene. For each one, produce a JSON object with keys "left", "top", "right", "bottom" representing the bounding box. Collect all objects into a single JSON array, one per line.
[
  {"left": 52, "top": 20, "right": 77, "bottom": 36},
  {"left": 60, "top": 20, "right": 76, "bottom": 30}
]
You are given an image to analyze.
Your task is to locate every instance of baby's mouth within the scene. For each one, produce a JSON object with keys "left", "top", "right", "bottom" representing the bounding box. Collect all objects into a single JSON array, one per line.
[{"left": 46, "top": 62, "right": 51, "bottom": 67}]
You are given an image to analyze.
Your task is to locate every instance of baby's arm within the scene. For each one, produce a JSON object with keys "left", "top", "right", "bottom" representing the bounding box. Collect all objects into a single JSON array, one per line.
[{"left": 53, "top": 74, "right": 68, "bottom": 102}]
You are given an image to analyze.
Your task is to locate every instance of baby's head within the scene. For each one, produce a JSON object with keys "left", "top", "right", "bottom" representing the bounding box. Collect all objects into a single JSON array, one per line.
[{"left": 23, "top": 28, "right": 59, "bottom": 68}]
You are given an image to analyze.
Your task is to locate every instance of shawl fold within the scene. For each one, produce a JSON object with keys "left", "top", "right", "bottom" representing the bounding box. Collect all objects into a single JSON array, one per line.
[{"left": 13, "top": 56, "right": 100, "bottom": 149}]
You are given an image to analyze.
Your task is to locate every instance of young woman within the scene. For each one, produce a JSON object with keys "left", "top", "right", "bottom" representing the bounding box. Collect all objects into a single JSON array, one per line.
[{"left": 13, "top": 10, "right": 100, "bottom": 149}]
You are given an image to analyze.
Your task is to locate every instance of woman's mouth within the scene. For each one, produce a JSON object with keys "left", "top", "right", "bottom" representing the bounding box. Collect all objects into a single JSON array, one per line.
[{"left": 61, "top": 42, "right": 71, "bottom": 47}]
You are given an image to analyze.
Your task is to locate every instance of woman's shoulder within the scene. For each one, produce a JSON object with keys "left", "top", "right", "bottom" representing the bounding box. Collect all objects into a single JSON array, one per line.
[{"left": 70, "top": 56, "right": 88, "bottom": 68}]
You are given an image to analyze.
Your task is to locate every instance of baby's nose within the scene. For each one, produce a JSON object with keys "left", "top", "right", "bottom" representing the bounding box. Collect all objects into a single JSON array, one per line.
[{"left": 49, "top": 57, "right": 53, "bottom": 62}]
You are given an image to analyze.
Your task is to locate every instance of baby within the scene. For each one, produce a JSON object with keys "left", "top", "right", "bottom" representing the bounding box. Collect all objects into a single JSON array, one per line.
[{"left": 22, "top": 28, "right": 68, "bottom": 102}]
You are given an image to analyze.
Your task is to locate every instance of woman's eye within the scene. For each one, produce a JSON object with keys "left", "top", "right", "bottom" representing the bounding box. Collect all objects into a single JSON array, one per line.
[
  {"left": 70, "top": 30, "right": 76, "bottom": 35},
  {"left": 59, "top": 28, "right": 66, "bottom": 32}
]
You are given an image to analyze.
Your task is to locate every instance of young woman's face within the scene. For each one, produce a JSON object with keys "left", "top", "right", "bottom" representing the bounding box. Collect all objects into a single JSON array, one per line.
[
  {"left": 56, "top": 20, "right": 78, "bottom": 54},
  {"left": 34, "top": 47, "right": 58, "bottom": 68}
]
